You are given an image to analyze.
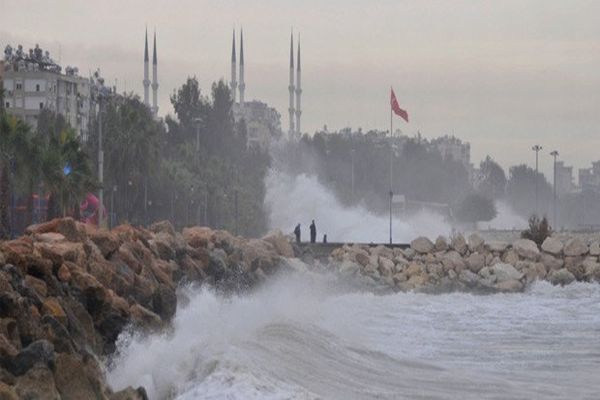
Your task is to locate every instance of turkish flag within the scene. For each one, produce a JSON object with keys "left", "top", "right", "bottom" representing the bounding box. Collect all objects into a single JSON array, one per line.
[{"left": 390, "top": 88, "right": 409, "bottom": 122}]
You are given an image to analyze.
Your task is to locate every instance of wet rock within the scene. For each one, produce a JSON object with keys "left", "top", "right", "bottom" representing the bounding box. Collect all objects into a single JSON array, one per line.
[
  {"left": 88, "top": 229, "right": 121, "bottom": 259},
  {"left": 110, "top": 386, "right": 149, "bottom": 400},
  {"left": 541, "top": 237, "right": 563, "bottom": 255},
  {"left": 378, "top": 257, "right": 395, "bottom": 277},
  {"left": 548, "top": 268, "right": 576, "bottom": 286},
  {"left": 14, "top": 364, "right": 60, "bottom": 400},
  {"left": 24, "top": 275, "right": 48, "bottom": 298},
  {"left": 41, "top": 298, "right": 67, "bottom": 326},
  {"left": 589, "top": 241, "right": 600, "bottom": 257},
  {"left": 152, "top": 284, "right": 177, "bottom": 321},
  {"left": 491, "top": 263, "right": 523, "bottom": 282},
  {"left": 563, "top": 238, "right": 588, "bottom": 257},
  {"left": 9, "top": 339, "right": 54, "bottom": 376},
  {"left": 458, "top": 270, "right": 479, "bottom": 287},
  {"left": 512, "top": 239, "right": 540, "bottom": 260},
  {"left": 25, "top": 217, "right": 85, "bottom": 243},
  {"left": 540, "top": 253, "right": 564, "bottom": 271},
  {"left": 263, "top": 230, "right": 294, "bottom": 258},
  {"left": 494, "top": 279, "right": 523, "bottom": 292},
  {"left": 53, "top": 352, "right": 108, "bottom": 400},
  {"left": 149, "top": 220, "right": 176, "bottom": 237},
  {"left": 0, "top": 382, "right": 18, "bottom": 400},
  {"left": 410, "top": 237, "right": 434, "bottom": 254}
]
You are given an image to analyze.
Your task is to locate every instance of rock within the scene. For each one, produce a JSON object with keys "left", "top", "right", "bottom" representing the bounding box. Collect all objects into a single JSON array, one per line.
[
  {"left": 466, "top": 253, "right": 485, "bottom": 273},
  {"left": 355, "top": 252, "right": 370, "bottom": 267},
  {"left": 25, "top": 217, "right": 85, "bottom": 243},
  {"left": 149, "top": 220, "right": 177, "bottom": 237},
  {"left": 110, "top": 387, "right": 149, "bottom": 400},
  {"left": 41, "top": 298, "right": 67, "bottom": 326},
  {"left": 53, "top": 353, "right": 108, "bottom": 400},
  {"left": 57, "top": 264, "right": 71, "bottom": 283},
  {"left": 0, "top": 382, "right": 18, "bottom": 400},
  {"left": 129, "top": 304, "right": 162, "bottom": 329},
  {"left": 563, "top": 238, "right": 588, "bottom": 257},
  {"left": 88, "top": 230, "right": 121, "bottom": 259},
  {"left": 589, "top": 241, "right": 600, "bottom": 256},
  {"left": 35, "top": 232, "right": 66, "bottom": 243},
  {"left": 512, "top": 239, "right": 540, "bottom": 260},
  {"left": 503, "top": 249, "right": 519, "bottom": 265},
  {"left": 451, "top": 234, "right": 467, "bottom": 255},
  {"left": 152, "top": 284, "right": 177, "bottom": 321},
  {"left": 491, "top": 263, "right": 523, "bottom": 282},
  {"left": 583, "top": 258, "right": 600, "bottom": 281},
  {"left": 410, "top": 237, "right": 434, "bottom": 254},
  {"left": 182, "top": 226, "right": 213, "bottom": 248},
  {"left": 24, "top": 275, "right": 48, "bottom": 298},
  {"left": 541, "top": 237, "right": 563, "bottom": 255},
  {"left": 378, "top": 257, "right": 395, "bottom": 277},
  {"left": 467, "top": 233, "right": 484, "bottom": 252},
  {"left": 14, "top": 364, "right": 60, "bottom": 400},
  {"left": 540, "top": 253, "right": 564, "bottom": 271},
  {"left": 494, "top": 279, "right": 523, "bottom": 292},
  {"left": 486, "top": 240, "right": 509, "bottom": 253},
  {"left": 548, "top": 268, "right": 576, "bottom": 286},
  {"left": 434, "top": 236, "right": 448, "bottom": 251},
  {"left": 339, "top": 260, "right": 360, "bottom": 276},
  {"left": 9, "top": 340, "right": 54, "bottom": 376},
  {"left": 406, "top": 262, "right": 424, "bottom": 277},
  {"left": 262, "top": 230, "right": 294, "bottom": 258},
  {"left": 458, "top": 270, "right": 479, "bottom": 287},
  {"left": 440, "top": 251, "right": 465, "bottom": 272},
  {"left": 565, "top": 257, "right": 585, "bottom": 281}
]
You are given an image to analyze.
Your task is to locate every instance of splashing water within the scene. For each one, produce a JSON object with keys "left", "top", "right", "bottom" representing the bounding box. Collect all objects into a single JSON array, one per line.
[{"left": 107, "top": 275, "right": 600, "bottom": 399}]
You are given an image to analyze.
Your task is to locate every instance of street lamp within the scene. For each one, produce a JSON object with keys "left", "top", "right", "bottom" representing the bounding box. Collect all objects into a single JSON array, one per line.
[
  {"left": 350, "top": 148, "right": 355, "bottom": 200},
  {"left": 110, "top": 185, "right": 117, "bottom": 229},
  {"left": 550, "top": 150, "right": 559, "bottom": 228},
  {"left": 532, "top": 144, "right": 542, "bottom": 216},
  {"left": 94, "top": 76, "right": 111, "bottom": 228}
]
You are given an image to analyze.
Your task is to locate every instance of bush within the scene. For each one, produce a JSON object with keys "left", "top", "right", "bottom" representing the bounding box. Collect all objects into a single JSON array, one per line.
[
  {"left": 521, "top": 215, "right": 552, "bottom": 247},
  {"left": 454, "top": 194, "right": 497, "bottom": 226}
]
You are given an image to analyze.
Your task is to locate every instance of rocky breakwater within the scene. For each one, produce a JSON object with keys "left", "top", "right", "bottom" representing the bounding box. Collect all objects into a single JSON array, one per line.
[
  {"left": 329, "top": 233, "right": 600, "bottom": 293},
  {"left": 0, "top": 218, "right": 292, "bottom": 399}
]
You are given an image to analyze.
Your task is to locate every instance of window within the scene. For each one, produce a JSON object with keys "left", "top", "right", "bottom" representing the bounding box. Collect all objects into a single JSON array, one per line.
[
  {"left": 5, "top": 102, "right": 9, "bottom": 109},
  {"left": 15, "top": 82, "right": 23, "bottom": 90},
  {"left": 39, "top": 102, "right": 44, "bottom": 110},
  {"left": 36, "top": 84, "right": 40, "bottom": 92}
]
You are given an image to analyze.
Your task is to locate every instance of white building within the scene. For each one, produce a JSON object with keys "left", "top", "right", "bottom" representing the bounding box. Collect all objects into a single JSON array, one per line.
[{"left": 2, "top": 44, "right": 93, "bottom": 139}]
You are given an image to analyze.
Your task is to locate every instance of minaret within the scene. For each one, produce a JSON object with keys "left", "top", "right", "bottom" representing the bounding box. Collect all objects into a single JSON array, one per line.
[
  {"left": 151, "top": 30, "right": 159, "bottom": 117},
  {"left": 238, "top": 29, "right": 245, "bottom": 106},
  {"left": 230, "top": 29, "right": 237, "bottom": 102},
  {"left": 143, "top": 28, "right": 150, "bottom": 107},
  {"left": 288, "top": 32, "right": 295, "bottom": 137},
  {"left": 295, "top": 37, "right": 302, "bottom": 136}
]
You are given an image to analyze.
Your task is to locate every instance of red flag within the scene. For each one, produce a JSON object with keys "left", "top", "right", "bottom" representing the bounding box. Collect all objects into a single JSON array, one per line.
[{"left": 390, "top": 88, "right": 409, "bottom": 122}]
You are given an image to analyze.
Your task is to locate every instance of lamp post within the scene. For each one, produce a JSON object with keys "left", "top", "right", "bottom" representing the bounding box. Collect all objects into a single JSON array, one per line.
[
  {"left": 94, "top": 77, "right": 111, "bottom": 228},
  {"left": 350, "top": 148, "right": 355, "bottom": 200},
  {"left": 550, "top": 150, "right": 559, "bottom": 228},
  {"left": 110, "top": 185, "right": 117, "bottom": 229},
  {"left": 532, "top": 144, "right": 542, "bottom": 216}
]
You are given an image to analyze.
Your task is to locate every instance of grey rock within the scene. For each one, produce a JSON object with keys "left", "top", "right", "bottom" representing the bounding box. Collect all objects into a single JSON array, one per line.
[
  {"left": 458, "top": 269, "right": 479, "bottom": 287},
  {"left": 486, "top": 240, "right": 509, "bottom": 253},
  {"left": 411, "top": 237, "right": 435, "bottom": 254},
  {"left": 541, "top": 237, "right": 563, "bottom": 255},
  {"left": 513, "top": 239, "right": 540, "bottom": 260},
  {"left": 548, "top": 268, "right": 576, "bottom": 286},
  {"left": 589, "top": 241, "right": 600, "bottom": 256},
  {"left": 466, "top": 252, "right": 485, "bottom": 273},
  {"left": 451, "top": 234, "right": 467, "bottom": 255},
  {"left": 540, "top": 253, "right": 564, "bottom": 271},
  {"left": 495, "top": 279, "right": 523, "bottom": 292},
  {"left": 434, "top": 236, "right": 449, "bottom": 251},
  {"left": 491, "top": 263, "right": 524, "bottom": 282},
  {"left": 468, "top": 233, "right": 484, "bottom": 252},
  {"left": 563, "top": 238, "right": 588, "bottom": 257}
]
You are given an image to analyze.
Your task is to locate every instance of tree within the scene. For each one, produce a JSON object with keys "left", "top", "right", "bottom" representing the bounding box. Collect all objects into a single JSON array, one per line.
[
  {"left": 454, "top": 193, "right": 497, "bottom": 227},
  {"left": 478, "top": 155, "right": 506, "bottom": 199},
  {"left": 506, "top": 164, "right": 552, "bottom": 218}
]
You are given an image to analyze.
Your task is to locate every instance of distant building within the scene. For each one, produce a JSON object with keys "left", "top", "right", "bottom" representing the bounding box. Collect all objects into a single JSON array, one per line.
[
  {"left": 228, "top": 30, "right": 283, "bottom": 150},
  {"left": 555, "top": 161, "right": 573, "bottom": 198},
  {"left": 2, "top": 44, "right": 93, "bottom": 139},
  {"left": 578, "top": 161, "right": 600, "bottom": 192},
  {"left": 143, "top": 29, "right": 159, "bottom": 119},
  {"left": 233, "top": 101, "right": 282, "bottom": 149}
]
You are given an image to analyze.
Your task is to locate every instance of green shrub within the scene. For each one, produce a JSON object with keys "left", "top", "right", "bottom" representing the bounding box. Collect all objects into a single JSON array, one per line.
[{"left": 521, "top": 215, "right": 552, "bottom": 247}]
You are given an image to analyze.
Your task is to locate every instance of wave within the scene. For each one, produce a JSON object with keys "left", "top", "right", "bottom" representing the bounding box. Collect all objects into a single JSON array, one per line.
[{"left": 107, "top": 275, "right": 600, "bottom": 399}]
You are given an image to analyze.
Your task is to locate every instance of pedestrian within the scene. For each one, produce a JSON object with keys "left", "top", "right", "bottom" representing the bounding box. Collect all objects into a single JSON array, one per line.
[
  {"left": 323, "top": 234, "right": 327, "bottom": 244},
  {"left": 294, "top": 223, "right": 301, "bottom": 243},
  {"left": 310, "top": 220, "right": 316, "bottom": 243}
]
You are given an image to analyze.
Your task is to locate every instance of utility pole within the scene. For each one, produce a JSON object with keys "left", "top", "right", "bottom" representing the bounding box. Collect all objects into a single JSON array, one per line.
[
  {"left": 532, "top": 144, "right": 542, "bottom": 216},
  {"left": 550, "top": 150, "right": 559, "bottom": 228},
  {"left": 351, "top": 148, "right": 355, "bottom": 200},
  {"left": 234, "top": 189, "right": 239, "bottom": 236},
  {"left": 98, "top": 97, "right": 104, "bottom": 227},
  {"left": 389, "top": 108, "right": 393, "bottom": 245}
]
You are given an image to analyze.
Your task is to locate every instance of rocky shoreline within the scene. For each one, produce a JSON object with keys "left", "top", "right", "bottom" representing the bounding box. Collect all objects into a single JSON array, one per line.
[
  {"left": 0, "top": 218, "right": 293, "bottom": 399},
  {"left": 1, "top": 219, "right": 599, "bottom": 399},
  {"left": 328, "top": 233, "right": 600, "bottom": 293}
]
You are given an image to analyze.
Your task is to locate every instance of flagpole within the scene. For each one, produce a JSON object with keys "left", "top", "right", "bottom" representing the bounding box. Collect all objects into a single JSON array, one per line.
[{"left": 389, "top": 93, "right": 393, "bottom": 245}]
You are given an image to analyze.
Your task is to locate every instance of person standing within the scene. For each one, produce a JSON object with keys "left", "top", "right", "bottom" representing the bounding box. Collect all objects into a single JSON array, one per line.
[
  {"left": 310, "top": 220, "right": 317, "bottom": 243},
  {"left": 294, "top": 223, "right": 301, "bottom": 243}
]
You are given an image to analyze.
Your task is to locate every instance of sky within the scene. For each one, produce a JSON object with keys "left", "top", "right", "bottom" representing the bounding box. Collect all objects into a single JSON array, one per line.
[{"left": 1, "top": 0, "right": 599, "bottom": 179}]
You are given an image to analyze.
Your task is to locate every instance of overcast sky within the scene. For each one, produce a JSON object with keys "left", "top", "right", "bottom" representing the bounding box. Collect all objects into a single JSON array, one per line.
[{"left": 1, "top": 0, "right": 599, "bottom": 179}]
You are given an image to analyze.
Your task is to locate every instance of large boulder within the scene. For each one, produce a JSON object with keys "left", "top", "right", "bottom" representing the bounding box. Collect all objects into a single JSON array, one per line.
[
  {"left": 486, "top": 240, "right": 509, "bottom": 253},
  {"left": 262, "top": 230, "right": 294, "bottom": 258},
  {"left": 410, "top": 237, "right": 434, "bottom": 254},
  {"left": 494, "top": 279, "right": 523, "bottom": 292},
  {"left": 512, "top": 239, "right": 540, "bottom": 260},
  {"left": 467, "top": 233, "right": 484, "bottom": 252},
  {"left": 88, "top": 230, "right": 121, "bottom": 259},
  {"left": 540, "top": 253, "right": 564, "bottom": 271},
  {"left": 434, "top": 236, "right": 448, "bottom": 252},
  {"left": 378, "top": 257, "right": 395, "bottom": 278},
  {"left": 589, "top": 241, "right": 600, "bottom": 256},
  {"left": 458, "top": 269, "right": 479, "bottom": 287},
  {"left": 563, "top": 238, "right": 588, "bottom": 257},
  {"left": 8, "top": 340, "right": 54, "bottom": 376},
  {"left": 548, "top": 268, "right": 576, "bottom": 286},
  {"left": 491, "top": 263, "right": 523, "bottom": 282},
  {"left": 25, "top": 218, "right": 85, "bottom": 243},
  {"left": 450, "top": 234, "right": 467, "bottom": 255},
  {"left": 541, "top": 237, "right": 563, "bottom": 255},
  {"left": 466, "top": 252, "right": 485, "bottom": 273},
  {"left": 53, "top": 353, "right": 109, "bottom": 400},
  {"left": 14, "top": 364, "right": 60, "bottom": 400}
]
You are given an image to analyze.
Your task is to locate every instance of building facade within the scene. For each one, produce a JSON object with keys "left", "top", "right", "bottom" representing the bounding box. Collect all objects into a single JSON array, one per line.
[
  {"left": 3, "top": 44, "right": 92, "bottom": 139},
  {"left": 555, "top": 161, "right": 573, "bottom": 198}
]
